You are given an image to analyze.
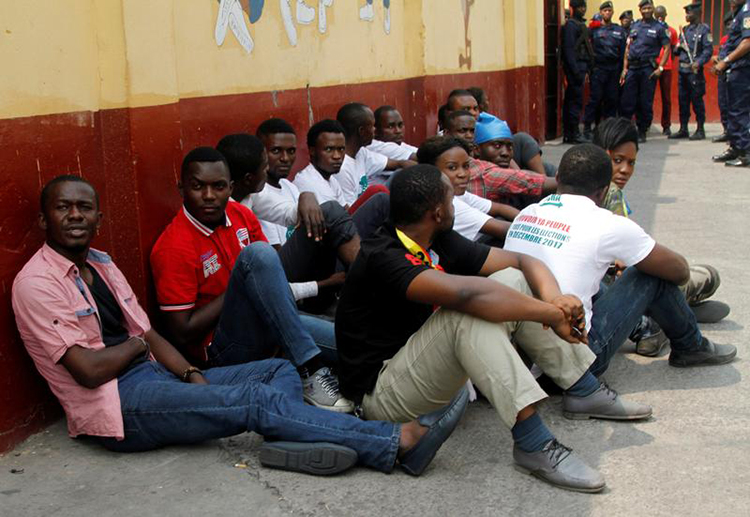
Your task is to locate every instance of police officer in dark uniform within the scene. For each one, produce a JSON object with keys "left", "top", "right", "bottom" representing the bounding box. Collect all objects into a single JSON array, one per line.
[
  {"left": 620, "top": 10, "right": 634, "bottom": 35},
  {"left": 562, "top": 0, "right": 594, "bottom": 144},
  {"left": 669, "top": 2, "right": 713, "bottom": 141},
  {"left": 619, "top": 0, "right": 671, "bottom": 143},
  {"left": 712, "top": 0, "right": 750, "bottom": 167},
  {"left": 714, "top": 9, "right": 738, "bottom": 143},
  {"left": 583, "top": 2, "right": 627, "bottom": 139}
]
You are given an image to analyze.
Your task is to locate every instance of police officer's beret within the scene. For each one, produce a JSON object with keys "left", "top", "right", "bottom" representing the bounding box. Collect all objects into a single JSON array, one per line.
[
  {"left": 570, "top": 0, "right": 586, "bottom": 8},
  {"left": 638, "top": 0, "right": 654, "bottom": 8},
  {"left": 600, "top": 1, "right": 613, "bottom": 10},
  {"left": 620, "top": 10, "right": 633, "bottom": 20},
  {"left": 683, "top": 2, "right": 702, "bottom": 12}
]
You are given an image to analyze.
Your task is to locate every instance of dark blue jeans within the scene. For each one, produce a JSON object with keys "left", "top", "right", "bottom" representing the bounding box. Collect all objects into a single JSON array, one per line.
[
  {"left": 99, "top": 359, "right": 399, "bottom": 471},
  {"left": 209, "top": 242, "right": 335, "bottom": 368},
  {"left": 588, "top": 267, "right": 703, "bottom": 377}
]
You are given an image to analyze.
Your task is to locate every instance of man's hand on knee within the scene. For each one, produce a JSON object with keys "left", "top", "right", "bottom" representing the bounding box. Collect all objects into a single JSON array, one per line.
[{"left": 297, "top": 192, "right": 326, "bottom": 241}]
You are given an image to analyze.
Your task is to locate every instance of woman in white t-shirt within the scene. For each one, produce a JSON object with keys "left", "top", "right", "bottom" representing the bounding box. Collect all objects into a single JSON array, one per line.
[{"left": 417, "top": 136, "right": 520, "bottom": 244}]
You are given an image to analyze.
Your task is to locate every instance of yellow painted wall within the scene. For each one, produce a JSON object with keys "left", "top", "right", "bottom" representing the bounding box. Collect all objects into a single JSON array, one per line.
[{"left": 0, "top": 0, "right": 546, "bottom": 121}]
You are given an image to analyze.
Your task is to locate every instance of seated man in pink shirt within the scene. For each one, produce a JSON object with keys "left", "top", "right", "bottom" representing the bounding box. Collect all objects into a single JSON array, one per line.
[{"left": 11, "top": 174, "right": 467, "bottom": 477}]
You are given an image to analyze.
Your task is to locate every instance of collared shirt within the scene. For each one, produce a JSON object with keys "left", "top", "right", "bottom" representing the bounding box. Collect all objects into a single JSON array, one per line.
[
  {"left": 724, "top": 2, "right": 750, "bottom": 70},
  {"left": 676, "top": 23, "right": 713, "bottom": 68},
  {"left": 150, "top": 201, "right": 266, "bottom": 362},
  {"left": 628, "top": 19, "right": 670, "bottom": 64},
  {"left": 12, "top": 244, "right": 151, "bottom": 439},
  {"left": 466, "top": 159, "right": 545, "bottom": 207}
]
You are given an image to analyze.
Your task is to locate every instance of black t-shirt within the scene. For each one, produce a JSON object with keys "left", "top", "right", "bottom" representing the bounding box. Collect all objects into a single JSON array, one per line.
[
  {"left": 335, "top": 223, "right": 491, "bottom": 402},
  {"left": 87, "top": 265, "right": 130, "bottom": 347}
]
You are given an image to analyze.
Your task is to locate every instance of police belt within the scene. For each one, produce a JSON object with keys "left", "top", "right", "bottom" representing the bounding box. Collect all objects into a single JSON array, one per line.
[{"left": 628, "top": 59, "right": 656, "bottom": 69}]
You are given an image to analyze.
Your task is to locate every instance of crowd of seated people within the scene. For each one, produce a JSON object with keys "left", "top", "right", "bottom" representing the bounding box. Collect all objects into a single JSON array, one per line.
[{"left": 11, "top": 85, "right": 736, "bottom": 494}]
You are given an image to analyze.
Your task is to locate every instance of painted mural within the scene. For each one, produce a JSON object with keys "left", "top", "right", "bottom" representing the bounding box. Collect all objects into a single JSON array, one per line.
[{"left": 215, "top": 0, "right": 393, "bottom": 52}]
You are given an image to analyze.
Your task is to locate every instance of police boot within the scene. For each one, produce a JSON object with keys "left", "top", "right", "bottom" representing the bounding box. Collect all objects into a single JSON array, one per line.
[
  {"left": 638, "top": 131, "right": 647, "bottom": 143},
  {"left": 669, "top": 126, "right": 689, "bottom": 139},
  {"left": 689, "top": 125, "right": 706, "bottom": 141},
  {"left": 712, "top": 147, "right": 740, "bottom": 163},
  {"left": 725, "top": 151, "right": 750, "bottom": 168},
  {"left": 582, "top": 125, "right": 593, "bottom": 141},
  {"left": 712, "top": 132, "right": 729, "bottom": 143}
]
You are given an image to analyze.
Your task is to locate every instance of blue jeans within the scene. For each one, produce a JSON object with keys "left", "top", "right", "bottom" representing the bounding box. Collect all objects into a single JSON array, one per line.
[
  {"left": 588, "top": 267, "right": 703, "bottom": 377},
  {"left": 209, "top": 242, "right": 335, "bottom": 368},
  {"left": 99, "top": 359, "right": 400, "bottom": 472}
]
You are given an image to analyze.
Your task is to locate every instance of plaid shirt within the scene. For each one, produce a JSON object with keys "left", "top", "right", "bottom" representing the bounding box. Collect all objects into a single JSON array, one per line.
[{"left": 467, "top": 159, "right": 545, "bottom": 207}]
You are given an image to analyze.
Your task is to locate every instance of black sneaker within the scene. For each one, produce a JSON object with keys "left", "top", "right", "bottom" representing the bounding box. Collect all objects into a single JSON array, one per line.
[{"left": 669, "top": 337, "right": 737, "bottom": 368}]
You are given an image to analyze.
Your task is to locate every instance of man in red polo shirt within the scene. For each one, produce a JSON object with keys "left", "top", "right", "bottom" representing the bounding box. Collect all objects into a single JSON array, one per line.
[{"left": 150, "top": 147, "right": 352, "bottom": 413}]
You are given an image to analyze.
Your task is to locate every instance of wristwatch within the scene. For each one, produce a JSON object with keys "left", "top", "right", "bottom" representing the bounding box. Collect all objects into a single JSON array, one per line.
[
  {"left": 723, "top": 56, "right": 732, "bottom": 64},
  {"left": 658, "top": 65, "right": 664, "bottom": 72}
]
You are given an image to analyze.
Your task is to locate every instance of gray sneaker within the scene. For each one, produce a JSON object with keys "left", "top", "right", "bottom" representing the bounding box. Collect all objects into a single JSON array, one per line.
[
  {"left": 513, "top": 440, "right": 606, "bottom": 493},
  {"left": 683, "top": 264, "right": 721, "bottom": 305},
  {"left": 563, "top": 382, "right": 652, "bottom": 421},
  {"left": 303, "top": 367, "right": 354, "bottom": 413}
]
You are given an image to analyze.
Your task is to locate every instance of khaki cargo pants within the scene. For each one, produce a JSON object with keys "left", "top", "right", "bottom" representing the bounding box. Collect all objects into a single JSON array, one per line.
[{"left": 362, "top": 268, "right": 596, "bottom": 429}]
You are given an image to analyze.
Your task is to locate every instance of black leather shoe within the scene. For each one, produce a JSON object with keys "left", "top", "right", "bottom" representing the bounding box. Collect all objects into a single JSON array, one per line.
[
  {"left": 712, "top": 133, "right": 729, "bottom": 143},
  {"left": 582, "top": 128, "right": 593, "bottom": 141},
  {"left": 638, "top": 132, "right": 647, "bottom": 143},
  {"left": 725, "top": 155, "right": 750, "bottom": 167},
  {"left": 712, "top": 148, "right": 740, "bottom": 162},
  {"left": 259, "top": 442, "right": 358, "bottom": 475},
  {"left": 669, "top": 128, "right": 689, "bottom": 139},
  {"left": 669, "top": 338, "right": 737, "bottom": 368},
  {"left": 662, "top": 127, "right": 672, "bottom": 136},
  {"left": 689, "top": 128, "right": 706, "bottom": 141},
  {"left": 399, "top": 387, "right": 469, "bottom": 476}
]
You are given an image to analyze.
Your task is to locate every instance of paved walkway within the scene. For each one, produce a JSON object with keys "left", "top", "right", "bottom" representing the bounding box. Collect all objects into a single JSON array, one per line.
[{"left": 1, "top": 124, "right": 748, "bottom": 516}]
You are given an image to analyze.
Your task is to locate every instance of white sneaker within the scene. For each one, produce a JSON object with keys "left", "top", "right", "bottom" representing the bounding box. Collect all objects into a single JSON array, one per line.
[
  {"left": 280, "top": 0, "right": 298, "bottom": 46},
  {"left": 296, "top": 0, "right": 315, "bottom": 25},
  {"left": 359, "top": 2, "right": 374, "bottom": 21}
]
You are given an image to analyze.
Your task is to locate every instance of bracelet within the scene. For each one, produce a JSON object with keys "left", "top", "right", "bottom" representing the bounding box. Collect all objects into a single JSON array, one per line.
[
  {"left": 134, "top": 336, "right": 150, "bottom": 360},
  {"left": 181, "top": 366, "right": 203, "bottom": 382}
]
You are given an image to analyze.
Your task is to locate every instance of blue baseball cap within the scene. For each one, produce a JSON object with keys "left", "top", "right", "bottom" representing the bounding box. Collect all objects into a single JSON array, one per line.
[{"left": 475, "top": 112, "right": 513, "bottom": 145}]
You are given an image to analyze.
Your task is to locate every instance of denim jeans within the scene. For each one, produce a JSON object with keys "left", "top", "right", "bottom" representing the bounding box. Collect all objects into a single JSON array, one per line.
[
  {"left": 99, "top": 360, "right": 399, "bottom": 471},
  {"left": 588, "top": 267, "right": 703, "bottom": 376},
  {"left": 209, "top": 242, "right": 334, "bottom": 368}
]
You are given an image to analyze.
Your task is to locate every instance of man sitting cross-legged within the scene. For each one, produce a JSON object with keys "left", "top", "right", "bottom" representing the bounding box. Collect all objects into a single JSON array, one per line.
[
  {"left": 150, "top": 147, "right": 351, "bottom": 412},
  {"left": 417, "top": 136, "right": 518, "bottom": 247},
  {"left": 504, "top": 144, "right": 737, "bottom": 377},
  {"left": 217, "top": 127, "right": 357, "bottom": 313},
  {"left": 591, "top": 117, "right": 730, "bottom": 355},
  {"left": 336, "top": 164, "right": 652, "bottom": 493},
  {"left": 366, "top": 105, "right": 418, "bottom": 161},
  {"left": 12, "top": 174, "right": 466, "bottom": 477}
]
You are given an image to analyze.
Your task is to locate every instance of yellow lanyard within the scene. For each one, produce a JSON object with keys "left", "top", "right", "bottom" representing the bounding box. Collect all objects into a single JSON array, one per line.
[{"left": 396, "top": 229, "right": 444, "bottom": 272}]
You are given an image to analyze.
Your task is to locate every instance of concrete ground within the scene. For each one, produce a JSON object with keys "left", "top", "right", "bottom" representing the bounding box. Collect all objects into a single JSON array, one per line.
[{"left": 1, "top": 124, "right": 748, "bottom": 516}]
